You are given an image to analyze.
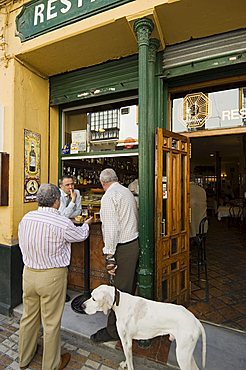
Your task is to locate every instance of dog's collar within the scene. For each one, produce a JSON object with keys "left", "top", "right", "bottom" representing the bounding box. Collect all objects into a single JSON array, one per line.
[{"left": 113, "top": 286, "right": 120, "bottom": 306}]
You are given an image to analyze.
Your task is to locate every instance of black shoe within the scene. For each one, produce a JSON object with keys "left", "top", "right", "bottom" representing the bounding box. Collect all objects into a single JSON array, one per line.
[
  {"left": 90, "top": 328, "right": 119, "bottom": 343},
  {"left": 65, "top": 294, "right": 71, "bottom": 302}
]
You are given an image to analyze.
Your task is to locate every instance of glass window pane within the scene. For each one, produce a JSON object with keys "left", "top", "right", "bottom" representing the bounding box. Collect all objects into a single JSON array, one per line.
[
  {"left": 172, "top": 87, "right": 246, "bottom": 133},
  {"left": 62, "top": 99, "right": 138, "bottom": 153},
  {"left": 162, "top": 152, "right": 167, "bottom": 236}
]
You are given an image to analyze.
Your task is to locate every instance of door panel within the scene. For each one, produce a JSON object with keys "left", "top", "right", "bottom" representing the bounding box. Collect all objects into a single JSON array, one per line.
[{"left": 155, "top": 128, "right": 190, "bottom": 305}]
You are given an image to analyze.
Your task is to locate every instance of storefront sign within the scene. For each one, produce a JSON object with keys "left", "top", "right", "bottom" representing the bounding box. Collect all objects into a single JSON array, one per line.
[
  {"left": 24, "top": 129, "right": 41, "bottom": 202},
  {"left": 178, "top": 92, "right": 211, "bottom": 129},
  {"left": 222, "top": 108, "right": 246, "bottom": 121},
  {"left": 16, "top": 0, "right": 134, "bottom": 41}
]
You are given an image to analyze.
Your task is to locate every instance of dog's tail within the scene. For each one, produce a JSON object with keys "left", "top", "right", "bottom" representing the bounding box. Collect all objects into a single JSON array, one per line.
[{"left": 200, "top": 322, "right": 206, "bottom": 368}]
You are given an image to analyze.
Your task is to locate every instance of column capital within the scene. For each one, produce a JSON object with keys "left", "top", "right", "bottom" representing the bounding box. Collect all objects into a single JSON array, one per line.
[
  {"left": 134, "top": 18, "right": 154, "bottom": 46},
  {"left": 149, "top": 38, "right": 160, "bottom": 63}
]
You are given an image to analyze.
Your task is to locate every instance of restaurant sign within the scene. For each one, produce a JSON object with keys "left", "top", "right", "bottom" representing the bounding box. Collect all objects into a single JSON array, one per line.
[
  {"left": 178, "top": 92, "right": 211, "bottom": 129},
  {"left": 16, "top": 0, "right": 134, "bottom": 42}
]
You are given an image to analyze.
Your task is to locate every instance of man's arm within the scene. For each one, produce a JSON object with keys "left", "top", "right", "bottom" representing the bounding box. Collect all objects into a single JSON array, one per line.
[{"left": 64, "top": 217, "right": 93, "bottom": 243}]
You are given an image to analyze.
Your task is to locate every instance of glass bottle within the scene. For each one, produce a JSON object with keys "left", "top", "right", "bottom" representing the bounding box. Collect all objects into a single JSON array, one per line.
[{"left": 29, "top": 142, "right": 36, "bottom": 173}]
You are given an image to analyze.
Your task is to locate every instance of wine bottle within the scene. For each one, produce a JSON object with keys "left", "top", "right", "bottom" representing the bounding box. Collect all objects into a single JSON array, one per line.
[{"left": 29, "top": 142, "right": 36, "bottom": 173}]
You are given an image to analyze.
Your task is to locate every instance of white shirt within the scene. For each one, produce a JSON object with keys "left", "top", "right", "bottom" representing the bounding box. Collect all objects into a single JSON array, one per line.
[
  {"left": 100, "top": 182, "right": 138, "bottom": 255},
  {"left": 59, "top": 188, "right": 81, "bottom": 218},
  {"left": 190, "top": 182, "right": 207, "bottom": 238},
  {"left": 18, "top": 207, "right": 89, "bottom": 269}
]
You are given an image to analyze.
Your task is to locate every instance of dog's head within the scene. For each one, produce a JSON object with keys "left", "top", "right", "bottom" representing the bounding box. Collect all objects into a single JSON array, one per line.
[{"left": 82, "top": 285, "right": 114, "bottom": 315}]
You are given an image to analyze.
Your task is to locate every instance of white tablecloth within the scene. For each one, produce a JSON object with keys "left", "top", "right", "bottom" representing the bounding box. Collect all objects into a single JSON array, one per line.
[{"left": 217, "top": 206, "right": 241, "bottom": 221}]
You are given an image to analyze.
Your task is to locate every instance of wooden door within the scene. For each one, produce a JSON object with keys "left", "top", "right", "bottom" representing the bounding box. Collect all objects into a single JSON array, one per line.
[{"left": 155, "top": 128, "right": 190, "bottom": 305}]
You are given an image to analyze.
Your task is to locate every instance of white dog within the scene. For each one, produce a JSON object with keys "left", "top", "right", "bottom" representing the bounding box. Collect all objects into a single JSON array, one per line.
[{"left": 83, "top": 284, "right": 206, "bottom": 370}]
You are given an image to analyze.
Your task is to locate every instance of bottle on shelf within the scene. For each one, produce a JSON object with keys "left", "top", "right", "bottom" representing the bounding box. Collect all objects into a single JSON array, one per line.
[{"left": 77, "top": 170, "right": 81, "bottom": 184}]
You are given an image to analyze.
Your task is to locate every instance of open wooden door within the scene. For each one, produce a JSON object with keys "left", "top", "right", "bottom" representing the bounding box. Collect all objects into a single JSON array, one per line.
[{"left": 155, "top": 128, "right": 190, "bottom": 305}]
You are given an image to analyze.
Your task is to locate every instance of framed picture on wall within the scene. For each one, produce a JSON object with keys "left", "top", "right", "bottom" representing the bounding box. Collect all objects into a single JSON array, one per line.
[{"left": 24, "top": 129, "right": 41, "bottom": 202}]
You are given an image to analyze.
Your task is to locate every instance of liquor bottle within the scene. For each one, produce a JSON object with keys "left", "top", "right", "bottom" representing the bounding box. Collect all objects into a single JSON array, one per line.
[
  {"left": 77, "top": 170, "right": 81, "bottom": 184},
  {"left": 72, "top": 168, "right": 77, "bottom": 184},
  {"left": 29, "top": 142, "right": 36, "bottom": 173}
]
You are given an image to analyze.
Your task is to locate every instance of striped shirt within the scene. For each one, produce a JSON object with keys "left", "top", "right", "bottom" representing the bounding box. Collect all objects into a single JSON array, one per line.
[
  {"left": 100, "top": 182, "right": 138, "bottom": 255},
  {"left": 18, "top": 207, "right": 89, "bottom": 269}
]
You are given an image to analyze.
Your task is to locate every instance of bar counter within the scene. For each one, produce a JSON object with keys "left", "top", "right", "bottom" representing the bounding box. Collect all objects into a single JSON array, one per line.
[{"left": 68, "top": 221, "right": 108, "bottom": 292}]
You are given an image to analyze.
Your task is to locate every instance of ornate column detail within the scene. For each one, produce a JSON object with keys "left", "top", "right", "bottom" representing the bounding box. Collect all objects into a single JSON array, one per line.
[
  {"left": 134, "top": 18, "right": 154, "bottom": 299},
  {"left": 149, "top": 38, "right": 160, "bottom": 63},
  {"left": 134, "top": 18, "right": 154, "bottom": 46}
]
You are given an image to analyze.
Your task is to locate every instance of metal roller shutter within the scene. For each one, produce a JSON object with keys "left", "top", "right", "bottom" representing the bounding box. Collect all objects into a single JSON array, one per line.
[
  {"left": 163, "top": 29, "right": 246, "bottom": 78},
  {"left": 50, "top": 55, "right": 138, "bottom": 106}
]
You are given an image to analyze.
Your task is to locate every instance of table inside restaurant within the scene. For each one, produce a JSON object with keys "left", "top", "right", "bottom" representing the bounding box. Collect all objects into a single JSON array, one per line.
[{"left": 217, "top": 205, "right": 242, "bottom": 221}]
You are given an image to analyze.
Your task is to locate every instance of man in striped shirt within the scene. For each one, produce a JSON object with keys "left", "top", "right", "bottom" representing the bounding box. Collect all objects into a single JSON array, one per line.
[
  {"left": 18, "top": 183, "right": 92, "bottom": 370},
  {"left": 90, "top": 168, "right": 139, "bottom": 343}
]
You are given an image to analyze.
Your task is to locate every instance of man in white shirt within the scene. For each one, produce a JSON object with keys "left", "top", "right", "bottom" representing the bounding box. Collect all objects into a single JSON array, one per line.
[
  {"left": 128, "top": 178, "right": 139, "bottom": 208},
  {"left": 190, "top": 181, "right": 207, "bottom": 238},
  {"left": 59, "top": 175, "right": 81, "bottom": 218},
  {"left": 90, "top": 168, "right": 139, "bottom": 343}
]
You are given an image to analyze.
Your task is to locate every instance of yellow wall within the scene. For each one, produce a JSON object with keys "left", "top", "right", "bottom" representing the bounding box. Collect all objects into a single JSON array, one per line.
[
  {"left": 0, "top": 60, "right": 14, "bottom": 245},
  {"left": 0, "top": 58, "right": 50, "bottom": 245}
]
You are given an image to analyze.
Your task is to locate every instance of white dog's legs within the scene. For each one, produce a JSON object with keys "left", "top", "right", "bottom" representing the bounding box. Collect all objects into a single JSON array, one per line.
[
  {"left": 119, "top": 334, "right": 134, "bottom": 370},
  {"left": 176, "top": 341, "right": 199, "bottom": 370}
]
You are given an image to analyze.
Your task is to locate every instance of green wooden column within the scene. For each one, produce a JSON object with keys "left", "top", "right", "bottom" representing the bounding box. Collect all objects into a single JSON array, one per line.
[{"left": 134, "top": 18, "right": 154, "bottom": 299}]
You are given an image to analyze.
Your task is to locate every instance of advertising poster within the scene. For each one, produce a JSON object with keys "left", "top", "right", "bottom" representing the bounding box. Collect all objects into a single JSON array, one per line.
[{"left": 24, "top": 129, "right": 40, "bottom": 202}]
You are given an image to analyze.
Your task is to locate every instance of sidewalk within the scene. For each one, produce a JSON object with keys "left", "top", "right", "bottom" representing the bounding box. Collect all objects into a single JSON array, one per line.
[{"left": 0, "top": 291, "right": 171, "bottom": 370}]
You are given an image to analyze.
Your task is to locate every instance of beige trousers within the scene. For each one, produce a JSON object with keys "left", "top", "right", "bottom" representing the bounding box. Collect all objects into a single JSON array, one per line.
[{"left": 19, "top": 266, "right": 67, "bottom": 370}]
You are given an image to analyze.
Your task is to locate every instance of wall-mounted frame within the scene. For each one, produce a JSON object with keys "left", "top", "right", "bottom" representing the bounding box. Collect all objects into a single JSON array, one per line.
[
  {"left": 24, "top": 129, "right": 41, "bottom": 202},
  {"left": 0, "top": 152, "right": 9, "bottom": 206}
]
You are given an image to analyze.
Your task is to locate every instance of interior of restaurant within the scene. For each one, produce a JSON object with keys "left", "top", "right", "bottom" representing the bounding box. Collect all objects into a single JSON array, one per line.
[{"left": 188, "top": 133, "right": 246, "bottom": 331}]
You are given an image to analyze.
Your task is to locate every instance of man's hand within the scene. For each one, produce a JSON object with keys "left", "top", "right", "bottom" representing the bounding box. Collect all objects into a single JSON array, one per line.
[
  {"left": 105, "top": 255, "right": 117, "bottom": 276},
  {"left": 84, "top": 216, "right": 93, "bottom": 225},
  {"left": 70, "top": 189, "right": 77, "bottom": 203}
]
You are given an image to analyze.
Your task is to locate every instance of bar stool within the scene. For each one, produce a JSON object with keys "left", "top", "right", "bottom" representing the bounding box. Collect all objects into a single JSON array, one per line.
[{"left": 195, "top": 217, "right": 209, "bottom": 302}]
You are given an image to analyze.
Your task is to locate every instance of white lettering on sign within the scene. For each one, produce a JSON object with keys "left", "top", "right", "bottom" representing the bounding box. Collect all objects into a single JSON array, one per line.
[
  {"left": 34, "top": 4, "right": 45, "bottom": 25},
  {"left": 222, "top": 108, "right": 246, "bottom": 120},
  {"left": 61, "top": 0, "right": 72, "bottom": 13},
  {"left": 47, "top": 0, "right": 58, "bottom": 20},
  {"left": 33, "top": 0, "right": 99, "bottom": 26}
]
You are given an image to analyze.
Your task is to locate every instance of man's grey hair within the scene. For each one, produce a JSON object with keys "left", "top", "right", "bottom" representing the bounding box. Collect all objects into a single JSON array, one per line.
[
  {"left": 36, "top": 184, "right": 61, "bottom": 207},
  {"left": 100, "top": 168, "right": 118, "bottom": 183}
]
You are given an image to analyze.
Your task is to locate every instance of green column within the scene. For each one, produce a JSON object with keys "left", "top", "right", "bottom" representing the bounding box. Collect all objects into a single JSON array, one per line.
[
  {"left": 134, "top": 18, "right": 154, "bottom": 299},
  {"left": 147, "top": 38, "right": 160, "bottom": 297}
]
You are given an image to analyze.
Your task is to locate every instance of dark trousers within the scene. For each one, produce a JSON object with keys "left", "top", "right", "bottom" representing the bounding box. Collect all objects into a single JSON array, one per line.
[{"left": 106, "top": 238, "right": 139, "bottom": 338}]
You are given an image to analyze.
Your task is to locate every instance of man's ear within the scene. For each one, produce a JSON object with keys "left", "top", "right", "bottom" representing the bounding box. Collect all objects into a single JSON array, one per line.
[{"left": 53, "top": 199, "right": 60, "bottom": 209}]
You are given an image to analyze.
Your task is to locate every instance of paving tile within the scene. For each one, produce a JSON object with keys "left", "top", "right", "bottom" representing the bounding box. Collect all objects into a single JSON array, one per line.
[{"left": 85, "top": 358, "right": 100, "bottom": 368}]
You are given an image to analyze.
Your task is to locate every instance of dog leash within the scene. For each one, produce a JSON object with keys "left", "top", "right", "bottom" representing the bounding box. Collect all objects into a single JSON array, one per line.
[
  {"left": 109, "top": 275, "right": 120, "bottom": 306},
  {"left": 109, "top": 274, "right": 114, "bottom": 285}
]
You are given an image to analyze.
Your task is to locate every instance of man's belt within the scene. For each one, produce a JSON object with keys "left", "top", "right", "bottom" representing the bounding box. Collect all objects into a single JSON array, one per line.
[{"left": 117, "top": 237, "right": 138, "bottom": 246}]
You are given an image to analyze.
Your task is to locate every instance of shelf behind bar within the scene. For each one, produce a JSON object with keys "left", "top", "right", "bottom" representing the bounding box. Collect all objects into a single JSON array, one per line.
[{"left": 61, "top": 149, "right": 139, "bottom": 160}]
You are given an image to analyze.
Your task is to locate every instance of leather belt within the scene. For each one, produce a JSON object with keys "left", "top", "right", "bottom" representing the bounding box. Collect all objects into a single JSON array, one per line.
[{"left": 117, "top": 237, "right": 138, "bottom": 247}]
